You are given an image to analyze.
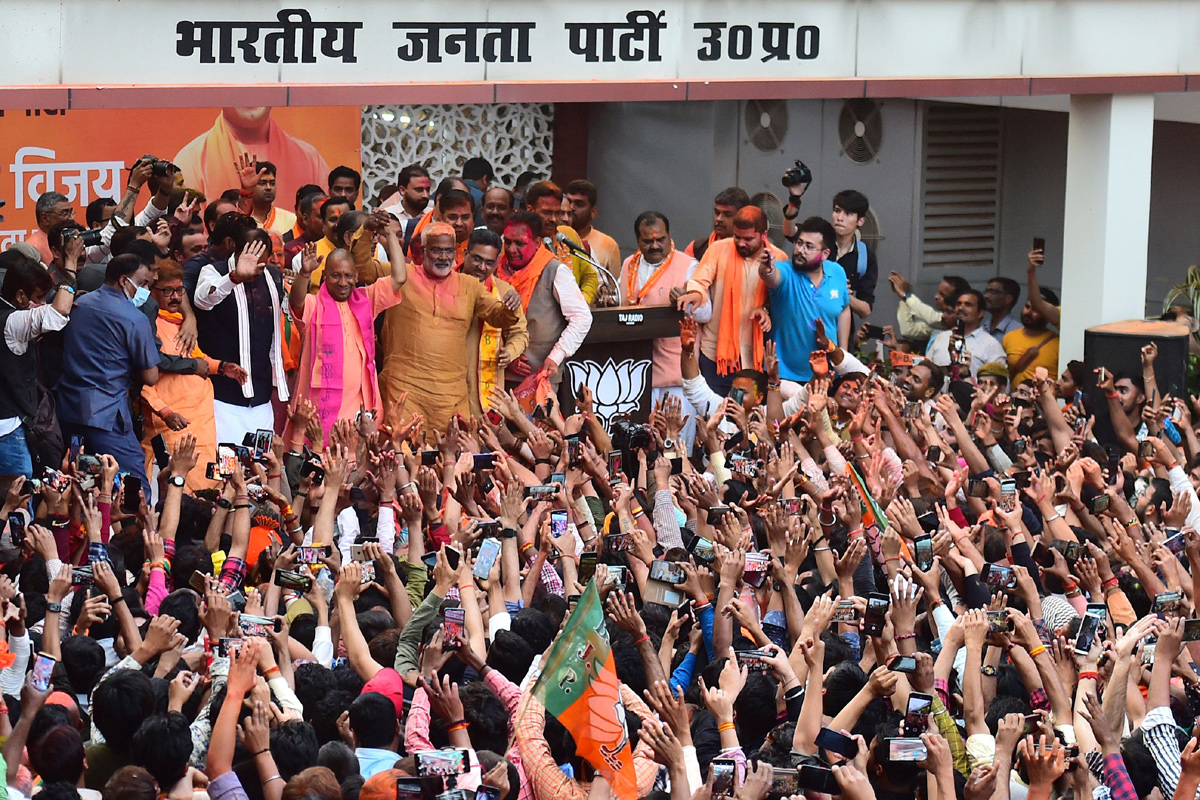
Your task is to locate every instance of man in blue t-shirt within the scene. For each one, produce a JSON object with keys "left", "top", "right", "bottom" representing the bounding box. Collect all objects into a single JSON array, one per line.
[{"left": 759, "top": 216, "right": 850, "bottom": 383}]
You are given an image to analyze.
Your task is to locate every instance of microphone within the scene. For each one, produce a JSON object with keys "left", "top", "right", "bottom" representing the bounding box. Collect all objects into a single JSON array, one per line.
[{"left": 546, "top": 235, "right": 623, "bottom": 306}]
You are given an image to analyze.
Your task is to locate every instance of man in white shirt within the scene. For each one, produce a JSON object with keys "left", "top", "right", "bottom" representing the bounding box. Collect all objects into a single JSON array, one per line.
[
  {"left": 380, "top": 164, "right": 431, "bottom": 226},
  {"left": 887, "top": 271, "right": 971, "bottom": 342},
  {"left": 925, "top": 289, "right": 1007, "bottom": 379}
]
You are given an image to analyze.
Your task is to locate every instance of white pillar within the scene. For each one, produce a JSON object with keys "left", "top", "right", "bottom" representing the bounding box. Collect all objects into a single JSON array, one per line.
[{"left": 1058, "top": 93, "right": 1155, "bottom": 366}]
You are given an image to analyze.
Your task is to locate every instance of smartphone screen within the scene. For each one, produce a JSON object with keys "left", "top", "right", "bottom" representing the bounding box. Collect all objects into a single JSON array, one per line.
[
  {"left": 648, "top": 560, "right": 686, "bottom": 585},
  {"left": 577, "top": 551, "right": 598, "bottom": 584},
  {"left": 31, "top": 652, "right": 56, "bottom": 691},
  {"left": 473, "top": 538, "right": 502, "bottom": 580},
  {"left": 905, "top": 692, "right": 933, "bottom": 734},
  {"left": 913, "top": 535, "right": 934, "bottom": 571},
  {"left": 550, "top": 509, "right": 568, "bottom": 541},
  {"left": 710, "top": 759, "right": 736, "bottom": 795},
  {"left": 445, "top": 546, "right": 461, "bottom": 571},
  {"left": 888, "top": 737, "right": 928, "bottom": 762},
  {"left": 253, "top": 429, "right": 274, "bottom": 460},
  {"left": 864, "top": 593, "right": 889, "bottom": 637},
  {"left": 1074, "top": 612, "right": 1102, "bottom": 655},
  {"left": 415, "top": 748, "right": 469, "bottom": 777},
  {"left": 151, "top": 434, "right": 169, "bottom": 469},
  {"left": 797, "top": 766, "right": 838, "bottom": 794},
  {"left": 967, "top": 479, "right": 990, "bottom": 498},
  {"left": 443, "top": 607, "right": 465, "bottom": 649}
]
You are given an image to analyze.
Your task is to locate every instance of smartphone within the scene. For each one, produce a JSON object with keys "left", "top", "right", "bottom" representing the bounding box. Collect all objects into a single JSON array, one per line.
[
  {"left": 71, "top": 566, "right": 93, "bottom": 587},
  {"left": 710, "top": 758, "right": 736, "bottom": 796},
  {"left": 889, "top": 655, "right": 917, "bottom": 673},
  {"left": 988, "top": 609, "right": 1014, "bottom": 634},
  {"left": 273, "top": 569, "right": 313, "bottom": 593},
  {"left": 121, "top": 474, "right": 142, "bottom": 514},
  {"left": 188, "top": 571, "right": 209, "bottom": 593},
  {"left": 888, "top": 737, "right": 928, "bottom": 762},
  {"left": 415, "top": 748, "right": 470, "bottom": 777},
  {"left": 913, "top": 535, "right": 934, "bottom": 571},
  {"left": 577, "top": 551, "right": 598, "bottom": 584},
  {"left": 566, "top": 433, "right": 583, "bottom": 465},
  {"left": 471, "top": 538, "right": 502, "bottom": 581},
  {"left": 550, "top": 509, "right": 568, "bottom": 544},
  {"left": 743, "top": 552, "right": 770, "bottom": 587},
  {"left": 607, "top": 451, "right": 624, "bottom": 481},
  {"left": 1032, "top": 236, "right": 1045, "bottom": 252},
  {"left": 834, "top": 599, "right": 859, "bottom": 622},
  {"left": 607, "top": 565, "right": 628, "bottom": 588},
  {"left": 239, "top": 613, "right": 282, "bottom": 636},
  {"left": 816, "top": 727, "right": 860, "bottom": 760},
  {"left": 863, "top": 324, "right": 885, "bottom": 340},
  {"left": 768, "top": 769, "right": 799, "bottom": 797},
  {"left": 728, "top": 387, "right": 746, "bottom": 406},
  {"left": 299, "top": 459, "right": 325, "bottom": 484},
  {"left": 605, "top": 532, "right": 633, "bottom": 553},
  {"left": 396, "top": 778, "right": 424, "bottom": 800},
  {"left": 485, "top": 408, "right": 504, "bottom": 427},
  {"left": 473, "top": 453, "right": 497, "bottom": 471},
  {"left": 548, "top": 472, "right": 566, "bottom": 486},
  {"left": 421, "top": 450, "right": 439, "bottom": 467},
  {"left": 982, "top": 563, "right": 1017, "bottom": 590},
  {"left": 687, "top": 535, "right": 716, "bottom": 564},
  {"left": 444, "top": 546, "right": 461, "bottom": 571},
  {"left": 31, "top": 652, "right": 56, "bottom": 692},
  {"left": 926, "top": 445, "right": 942, "bottom": 463},
  {"left": 216, "top": 637, "right": 243, "bottom": 658},
  {"left": 1074, "top": 610, "right": 1102, "bottom": 655},
  {"left": 670, "top": 457, "right": 683, "bottom": 476},
  {"left": 298, "top": 545, "right": 332, "bottom": 564},
  {"left": 797, "top": 765, "right": 838, "bottom": 794},
  {"left": 5, "top": 512, "right": 24, "bottom": 549},
  {"left": 151, "top": 434, "right": 170, "bottom": 470},
  {"left": 474, "top": 787, "right": 502, "bottom": 800},
  {"left": 999, "top": 478, "right": 1018, "bottom": 512},
  {"left": 648, "top": 560, "right": 686, "bottom": 585},
  {"left": 864, "top": 593, "right": 889, "bottom": 637},
  {"left": 1165, "top": 530, "right": 1187, "bottom": 555},
  {"left": 1153, "top": 591, "right": 1182, "bottom": 616},
  {"left": 442, "top": 607, "right": 465, "bottom": 649},
  {"left": 249, "top": 429, "right": 272, "bottom": 460},
  {"left": 706, "top": 506, "right": 732, "bottom": 524},
  {"left": 1087, "top": 493, "right": 1110, "bottom": 515},
  {"left": 1183, "top": 619, "right": 1200, "bottom": 642},
  {"left": 967, "top": 479, "right": 990, "bottom": 498},
  {"left": 524, "top": 485, "right": 556, "bottom": 500},
  {"left": 1139, "top": 439, "right": 1155, "bottom": 460},
  {"left": 905, "top": 692, "right": 933, "bottom": 734},
  {"left": 1030, "top": 541, "right": 1052, "bottom": 568}
]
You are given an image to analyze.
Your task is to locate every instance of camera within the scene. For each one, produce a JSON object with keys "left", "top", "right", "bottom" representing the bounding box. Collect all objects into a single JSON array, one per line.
[
  {"left": 133, "top": 154, "right": 179, "bottom": 178},
  {"left": 781, "top": 159, "right": 813, "bottom": 190},
  {"left": 62, "top": 227, "right": 102, "bottom": 248},
  {"left": 610, "top": 418, "right": 652, "bottom": 452}
]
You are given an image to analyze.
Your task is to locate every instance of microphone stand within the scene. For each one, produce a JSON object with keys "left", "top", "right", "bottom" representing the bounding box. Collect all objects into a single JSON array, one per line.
[{"left": 545, "top": 237, "right": 623, "bottom": 306}]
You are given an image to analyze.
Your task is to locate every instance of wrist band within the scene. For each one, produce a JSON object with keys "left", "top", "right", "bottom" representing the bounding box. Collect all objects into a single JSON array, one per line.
[
  {"left": 254, "top": 749, "right": 270, "bottom": 757},
  {"left": 896, "top": 632, "right": 916, "bottom": 640},
  {"left": 520, "top": 542, "right": 534, "bottom": 553},
  {"left": 768, "top": 382, "right": 782, "bottom": 392},
  {"left": 264, "top": 666, "right": 281, "bottom": 678},
  {"left": 1123, "top": 517, "right": 1140, "bottom": 528},
  {"left": 1106, "top": 390, "right": 1118, "bottom": 399},
  {"left": 447, "top": 723, "right": 469, "bottom": 734},
  {"left": 233, "top": 504, "right": 251, "bottom": 510},
  {"left": 1102, "top": 577, "right": 1119, "bottom": 590},
  {"left": 885, "top": 556, "right": 901, "bottom": 563},
  {"left": 268, "top": 474, "right": 281, "bottom": 480},
  {"left": 1061, "top": 581, "right": 1077, "bottom": 592},
  {"left": 1028, "top": 645, "right": 1047, "bottom": 658},
  {"left": 1077, "top": 671, "right": 1099, "bottom": 682},
  {"left": 929, "top": 599, "right": 943, "bottom": 609},
  {"left": 1168, "top": 461, "right": 1181, "bottom": 471},
  {"left": 633, "top": 634, "right": 650, "bottom": 646},
  {"left": 717, "top": 722, "right": 736, "bottom": 733}
]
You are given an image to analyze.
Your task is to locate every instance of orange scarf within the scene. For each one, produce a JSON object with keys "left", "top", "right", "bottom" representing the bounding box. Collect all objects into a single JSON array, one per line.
[
  {"left": 501, "top": 245, "right": 556, "bottom": 310},
  {"left": 715, "top": 242, "right": 768, "bottom": 375},
  {"left": 623, "top": 244, "right": 676, "bottom": 305}
]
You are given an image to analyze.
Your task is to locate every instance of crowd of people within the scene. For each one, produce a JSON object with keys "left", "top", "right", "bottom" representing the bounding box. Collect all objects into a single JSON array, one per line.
[{"left": 0, "top": 145, "right": 1195, "bottom": 800}]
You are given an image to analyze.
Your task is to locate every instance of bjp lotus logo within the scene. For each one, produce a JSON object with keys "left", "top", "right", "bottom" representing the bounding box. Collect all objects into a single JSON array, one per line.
[{"left": 566, "top": 358, "right": 650, "bottom": 428}]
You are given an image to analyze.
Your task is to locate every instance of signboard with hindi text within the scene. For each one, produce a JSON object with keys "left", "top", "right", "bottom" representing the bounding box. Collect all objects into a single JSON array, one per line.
[
  {"left": 4, "top": 1, "right": 1200, "bottom": 90},
  {"left": 0, "top": 106, "right": 360, "bottom": 248}
]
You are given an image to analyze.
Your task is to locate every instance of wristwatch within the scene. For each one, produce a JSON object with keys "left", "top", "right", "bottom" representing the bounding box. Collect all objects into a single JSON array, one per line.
[
  {"left": 217, "top": 497, "right": 232, "bottom": 509},
  {"left": 47, "top": 602, "right": 62, "bottom": 614},
  {"left": 980, "top": 664, "right": 998, "bottom": 677},
  {"left": 169, "top": 475, "right": 186, "bottom": 488},
  {"left": 662, "top": 438, "right": 675, "bottom": 450},
  {"left": 500, "top": 527, "right": 519, "bottom": 539}
]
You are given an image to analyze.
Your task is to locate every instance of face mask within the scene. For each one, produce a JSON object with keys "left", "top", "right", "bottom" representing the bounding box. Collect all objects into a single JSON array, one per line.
[{"left": 125, "top": 279, "right": 150, "bottom": 308}]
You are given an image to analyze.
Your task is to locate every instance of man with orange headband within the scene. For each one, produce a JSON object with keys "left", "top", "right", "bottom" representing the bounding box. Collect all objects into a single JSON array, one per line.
[{"left": 674, "top": 205, "right": 786, "bottom": 395}]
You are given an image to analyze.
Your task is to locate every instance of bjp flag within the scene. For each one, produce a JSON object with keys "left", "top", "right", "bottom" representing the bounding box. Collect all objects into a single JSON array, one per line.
[{"left": 531, "top": 581, "right": 637, "bottom": 800}]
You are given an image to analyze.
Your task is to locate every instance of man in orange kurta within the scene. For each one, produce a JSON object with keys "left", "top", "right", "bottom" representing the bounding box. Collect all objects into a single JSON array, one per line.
[
  {"left": 173, "top": 107, "right": 330, "bottom": 214},
  {"left": 379, "top": 223, "right": 520, "bottom": 433},
  {"left": 141, "top": 263, "right": 249, "bottom": 490},
  {"left": 286, "top": 216, "right": 407, "bottom": 447}
]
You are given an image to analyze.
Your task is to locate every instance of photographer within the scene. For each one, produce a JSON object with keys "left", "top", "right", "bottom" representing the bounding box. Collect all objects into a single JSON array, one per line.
[{"left": 77, "top": 156, "right": 178, "bottom": 269}]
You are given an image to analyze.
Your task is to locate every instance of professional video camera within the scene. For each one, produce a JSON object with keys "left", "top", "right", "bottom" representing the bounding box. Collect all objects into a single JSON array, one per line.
[{"left": 132, "top": 154, "right": 179, "bottom": 178}]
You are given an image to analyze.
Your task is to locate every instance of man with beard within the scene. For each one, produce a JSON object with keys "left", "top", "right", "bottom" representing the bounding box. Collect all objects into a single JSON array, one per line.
[
  {"left": 140, "top": 262, "right": 247, "bottom": 488},
  {"left": 758, "top": 216, "right": 851, "bottom": 384},
  {"left": 684, "top": 187, "right": 750, "bottom": 261},
  {"left": 380, "top": 164, "right": 431, "bottom": 226},
  {"left": 287, "top": 218, "right": 406, "bottom": 444},
  {"left": 676, "top": 206, "right": 786, "bottom": 395},
  {"left": 1003, "top": 287, "right": 1060, "bottom": 386},
  {"left": 887, "top": 271, "right": 971, "bottom": 342},
  {"left": 925, "top": 289, "right": 1006, "bottom": 379},
  {"left": 245, "top": 161, "right": 296, "bottom": 237},
  {"left": 379, "top": 222, "right": 520, "bottom": 431},
  {"left": 481, "top": 187, "right": 513, "bottom": 236},
  {"left": 498, "top": 211, "right": 591, "bottom": 386},
  {"left": 459, "top": 229, "right": 527, "bottom": 419},
  {"left": 282, "top": 189, "right": 327, "bottom": 270},
  {"left": 524, "top": 181, "right": 598, "bottom": 304}
]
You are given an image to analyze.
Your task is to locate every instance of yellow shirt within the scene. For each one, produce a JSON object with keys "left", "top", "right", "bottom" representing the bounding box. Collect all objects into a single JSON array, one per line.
[{"left": 1002, "top": 326, "right": 1060, "bottom": 386}]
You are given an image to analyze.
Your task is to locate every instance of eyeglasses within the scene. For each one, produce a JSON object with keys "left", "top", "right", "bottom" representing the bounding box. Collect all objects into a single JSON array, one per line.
[
  {"left": 796, "top": 241, "right": 823, "bottom": 253},
  {"left": 427, "top": 247, "right": 457, "bottom": 258},
  {"left": 156, "top": 287, "right": 185, "bottom": 297}
]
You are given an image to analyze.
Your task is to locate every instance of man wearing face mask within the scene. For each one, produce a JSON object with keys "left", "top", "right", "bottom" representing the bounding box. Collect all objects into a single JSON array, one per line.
[
  {"left": 286, "top": 217, "right": 407, "bottom": 445},
  {"left": 0, "top": 250, "right": 75, "bottom": 476},
  {"left": 57, "top": 254, "right": 159, "bottom": 483},
  {"left": 379, "top": 222, "right": 519, "bottom": 432}
]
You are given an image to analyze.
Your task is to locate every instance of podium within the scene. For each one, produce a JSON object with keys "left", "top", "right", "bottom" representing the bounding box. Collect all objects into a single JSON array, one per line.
[{"left": 559, "top": 305, "right": 683, "bottom": 424}]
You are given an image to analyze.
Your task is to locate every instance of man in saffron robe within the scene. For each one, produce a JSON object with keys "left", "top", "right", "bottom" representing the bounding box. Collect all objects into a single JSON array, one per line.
[
  {"left": 173, "top": 107, "right": 330, "bottom": 214},
  {"left": 675, "top": 206, "right": 786, "bottom": 396},
  {"left": 379, "top": 222, "right": 520, "bottom": 432},
  {"left": 286, "top": 217, "right": 407, "bottom": 446}
]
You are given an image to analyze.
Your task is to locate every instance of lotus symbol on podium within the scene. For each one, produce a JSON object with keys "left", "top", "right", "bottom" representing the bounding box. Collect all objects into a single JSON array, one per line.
[{"left": 566, "top": 358, "right": 650, "bottom": 428}]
